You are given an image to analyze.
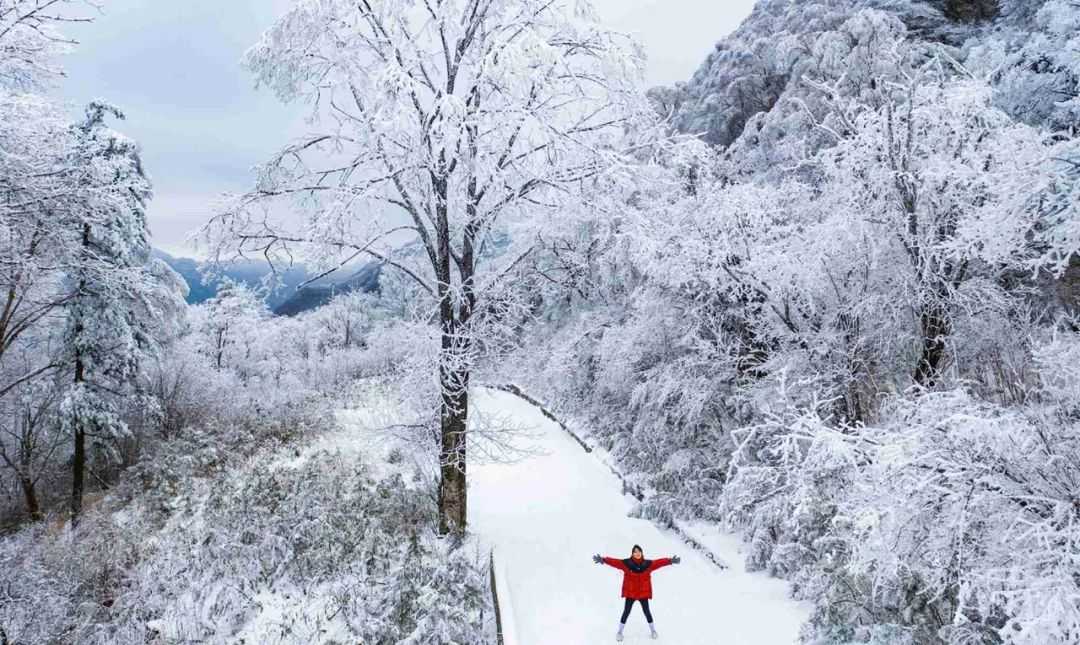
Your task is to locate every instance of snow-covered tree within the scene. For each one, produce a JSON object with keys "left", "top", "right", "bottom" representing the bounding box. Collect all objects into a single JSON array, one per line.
[
  {"left": 202, "top": 0, "right": 652, "bottom": 534},
  {"left": 0, "top": 0, "right": 92, "bottom": 91},
  {"left": 315, "top": 290, "right": 378, "bottom": 351},
  {"left": 0, "top": 3, "right": 94, "bottom": 419},
  {"left": 59, "top": 102, "right": 180, "bottom": 522},
  {"left": 191, "top": 279, "right": 267, "bottom": 372},
  {"left": 641, "top": 75, "right": 1054, "bottom": 404},
  {"left": 0, "top": 92, "right": 70, "bottom": 443},
  {"left": 0, "top": 2, "right": 191, "bottom": 523},
  {"left": 1038, "top": 141, "right": 1080, "bottom": 281},
  {"left": 0, "top": 372, "right": 61, "bottom": 520},
  {"left": 970, "top": 0, "right": 1080, "bottom": 131},
  {"left": 813, "top": 78, "right": 1053, "bottom": 386}
]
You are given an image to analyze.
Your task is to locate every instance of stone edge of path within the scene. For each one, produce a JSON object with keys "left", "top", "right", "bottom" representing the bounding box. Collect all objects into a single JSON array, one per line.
[
  {"left": 482, "top": 383, "right": 730, "bottom": 572},
  {"left": 489, "top": 550, "right": 513, "bottom": 645}
]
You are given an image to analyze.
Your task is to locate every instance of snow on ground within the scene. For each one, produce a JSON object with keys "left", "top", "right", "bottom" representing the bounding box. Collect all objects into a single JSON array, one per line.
[{"left": 469, "top": 388, "right": 810, "bottom": 645}]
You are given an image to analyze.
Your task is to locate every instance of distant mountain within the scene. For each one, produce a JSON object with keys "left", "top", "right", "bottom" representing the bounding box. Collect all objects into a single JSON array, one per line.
[
  {"left": 153, "top": 249, "right": 379, "bottom": 314},
  {"left": 273, "top": 262, "right": 382, "bottom": 316},
  {"left": 152, "top": 251, "right": 211, "bottom": 303},
  {"left": 153, "top": 249, "right": 311, "bottom": 310}
]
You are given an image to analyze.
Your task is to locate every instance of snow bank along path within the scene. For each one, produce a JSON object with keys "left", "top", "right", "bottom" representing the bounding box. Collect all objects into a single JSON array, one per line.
[{"left": 469, "top": 388, "right": 809, "bottom": 645}]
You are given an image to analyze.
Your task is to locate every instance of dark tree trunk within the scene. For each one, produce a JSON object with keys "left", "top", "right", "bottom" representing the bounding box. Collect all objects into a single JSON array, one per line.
[
  {"left": 71, "top": 350, "right": 86, "bottom": 524},
  {"left": 915, "top": 300, "right": 951, "bottom": 387},
  {"left": 432, "top": 166, "right": 472, "bottom": 536},
  {"left": 432, "top": 80, "right": 482, "bottom": 536},
  {"left": 942, "top": 0, "right": 999, "bottom": 23},
  {"left": 437, "top": 360, "right": 469, "bottom": 535},
  {"left": 71, "top": 420, "right": 85, "bottom": 524},
  {"left": 14, "top": 430, "right": 43, "bottom": 521},
  {"left": 71, "top": 224, "right": 89, "bottom": 525},
  {"left": 894, "top": 157, "right": 955, "bottom": 388},
  {"left": 215, "top": 325, "right": 226, "bottom": 369},
  {"left": 19, "top": 474, "right": 41, "bottom": 522}
]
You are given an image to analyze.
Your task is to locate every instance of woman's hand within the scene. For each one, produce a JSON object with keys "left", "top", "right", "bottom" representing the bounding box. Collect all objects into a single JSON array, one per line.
[
  {"left": 593, "top": 554, "right": 603, "bottom": 564},
  {"left": 672, "top": 555, "right": 681, "bottom": 564}
]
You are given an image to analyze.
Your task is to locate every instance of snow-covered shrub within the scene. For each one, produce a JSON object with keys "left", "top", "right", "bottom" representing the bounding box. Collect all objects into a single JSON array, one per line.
[
  {"left": 721, "top": 392, "right": 861, "bottom": 593},
  {"left": 722, "top": 388, "right": 1080, "bottom": 645},
  {"left": 517, "top": 284, "right": 740, "bottom": 523},
  {"left": 1032, "top": 325, "right": 1080, "bottom": 410},
  {"left": 0, "top": 260, "right": 486, "bottom": 643},
  {"left": 116, "top": 452, "right": 488, "bottom": 644},
  {"left": 0, "top": 418, "right": 493, "bottom": 645},
  {"left": 969, "top": 0, "right": 1080, "bottom": 131}
]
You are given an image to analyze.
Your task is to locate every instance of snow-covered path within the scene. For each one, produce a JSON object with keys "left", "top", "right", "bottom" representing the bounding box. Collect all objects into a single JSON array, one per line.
[{"left": 469, "top": 388, "right": 809, "bottom": 645}]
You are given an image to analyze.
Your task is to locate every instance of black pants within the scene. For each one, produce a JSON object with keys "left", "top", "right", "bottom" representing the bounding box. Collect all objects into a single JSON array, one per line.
[{"left": 620, "top": 598, "right": 654, "bottom": 624}]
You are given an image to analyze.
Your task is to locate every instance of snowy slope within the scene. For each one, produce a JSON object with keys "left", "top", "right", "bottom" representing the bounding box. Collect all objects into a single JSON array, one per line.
[{"left": 469, "top": 388, "right": 809, "bottom": 645}]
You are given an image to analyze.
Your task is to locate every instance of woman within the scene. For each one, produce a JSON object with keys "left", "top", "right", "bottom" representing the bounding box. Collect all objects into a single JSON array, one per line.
[{"left": 593, "top": 545, "right": 681, "bottom": 641}]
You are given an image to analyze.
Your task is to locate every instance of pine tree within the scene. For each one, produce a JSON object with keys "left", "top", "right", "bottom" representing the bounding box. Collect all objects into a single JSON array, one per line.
[{"left": 60, "top": 102, "right": 157, "bottom": 523}]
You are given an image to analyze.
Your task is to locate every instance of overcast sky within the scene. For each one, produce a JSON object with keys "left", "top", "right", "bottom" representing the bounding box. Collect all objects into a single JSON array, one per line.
[{"left": 61, "top": 0, "right": 755, "bottom": 257}]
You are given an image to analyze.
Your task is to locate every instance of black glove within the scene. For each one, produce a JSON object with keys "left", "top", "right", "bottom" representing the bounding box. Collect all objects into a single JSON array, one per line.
[
  {"left": 593, "top": 554, "right": 603, "bottom": 564},
  {"left": 672, "top": 555, "right": 681, "bottom": 564}
]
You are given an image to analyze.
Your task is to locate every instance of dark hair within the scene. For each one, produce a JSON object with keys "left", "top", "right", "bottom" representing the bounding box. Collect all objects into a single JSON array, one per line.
[{"left": 632, "top": 544, "right": 643, "bottom": 554}]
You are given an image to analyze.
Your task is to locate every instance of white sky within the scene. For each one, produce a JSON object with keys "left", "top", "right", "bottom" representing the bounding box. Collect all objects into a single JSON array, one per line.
[{"left": 61, "top": 0, "right": 756, "bottom": 257}]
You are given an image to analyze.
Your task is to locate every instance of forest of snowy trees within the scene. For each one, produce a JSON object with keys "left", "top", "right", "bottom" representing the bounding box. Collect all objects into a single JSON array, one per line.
[{"left": 1, "top": 0, "right": 1079, "bottom": 644}]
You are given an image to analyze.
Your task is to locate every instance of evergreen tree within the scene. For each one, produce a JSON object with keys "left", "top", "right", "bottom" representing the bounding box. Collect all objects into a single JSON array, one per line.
[{"left": 60, "top": 102, "right": 163, "bottom": 523}]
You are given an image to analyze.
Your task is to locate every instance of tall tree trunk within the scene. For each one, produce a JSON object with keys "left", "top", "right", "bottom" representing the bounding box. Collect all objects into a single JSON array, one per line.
[
  {"left": 433, "top": 169, "right": 470, "bottom": 536},
  {"left": 71, "top": 355, "right": 86, "bottom": 524},
  {"left": 71, "top": 223, "right": 89, "bottom": 525}
]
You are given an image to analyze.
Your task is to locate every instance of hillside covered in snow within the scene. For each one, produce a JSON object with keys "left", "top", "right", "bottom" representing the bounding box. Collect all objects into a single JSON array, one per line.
[{"left": 512, "top": 1, "right": 1080, "bottom": 643}]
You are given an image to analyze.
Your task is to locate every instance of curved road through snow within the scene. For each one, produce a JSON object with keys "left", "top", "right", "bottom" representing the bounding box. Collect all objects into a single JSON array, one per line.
[{"left": 469, "top": 388, "right": 809, "bottom": 645}]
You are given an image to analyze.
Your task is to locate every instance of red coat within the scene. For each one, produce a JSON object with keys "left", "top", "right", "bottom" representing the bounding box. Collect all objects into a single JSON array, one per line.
[{"left": 602, "top": 556, "right": 673, "bottom": 600}]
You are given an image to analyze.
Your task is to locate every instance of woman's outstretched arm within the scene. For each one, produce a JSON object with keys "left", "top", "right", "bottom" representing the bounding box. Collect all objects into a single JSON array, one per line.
[
  {"left": 648, "top": 556, "right": 680, "bottom": 571},
  {"left": 596, "top": 555, "right": 629, "bottom": 571}
]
